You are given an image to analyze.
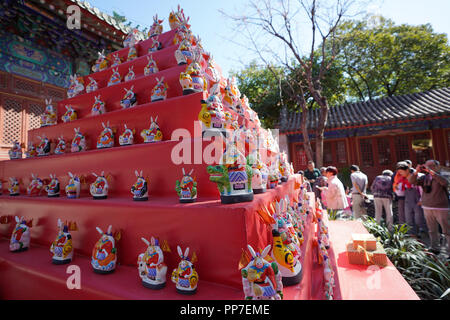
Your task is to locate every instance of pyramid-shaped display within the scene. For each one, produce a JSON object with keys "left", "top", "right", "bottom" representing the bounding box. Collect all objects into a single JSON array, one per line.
[{"left": 0, "top": 6, "right": 329, "bottom": 299}]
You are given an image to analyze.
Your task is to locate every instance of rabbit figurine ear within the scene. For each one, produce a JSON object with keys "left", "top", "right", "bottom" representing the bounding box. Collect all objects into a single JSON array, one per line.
[
  {"left": 102, "top": 122, "right": 106, "bottom": 128},
  {"left": 101, "top": 171, "right": 105, "bottom": 176},
  {"left": 182, "top": 168, "right": 186, "bottom": 176},
  {"left": 141, "top": 237, "right": 150, "bottom": 246},
  {"left": 177, "top": 245, "right": 183, "bottom": 258},
  {"left": 68, "top": 172, "right": 73, "bottom": 178},
  {"left": 15, "top": 216, "right": 20, "bottom": 223},
  {"left": 184, "top": 247, "right": 189, "bottom": 259},
  {"left": 140, "top": 170, "right": 143, "bottom": 177},
  {"left": 188, "top": 169, "right": 194, "bottom": 176},
  {"left": 92, "top": 172, "right": 98, "bottom": 177},
  {"left": 150, "top": 237, "right": 156, "bottom": 246},
  {"left": 96, "top": 227, "right": 104, "bottom": 235},
  {"left": 247, "top": 245, "right": 256, "bottom": 259},
  {"left": 107, "top": 225, "right": 112, "bottom": 235},
  {"left": 150, "top": 116, "right": 153, "bottom": 123},
  {"left": 135, "top": 170, "right": 139, "bottom": 177},
  {"left": 154, "top": 116, "right": 158, "bottom": 123},
  {"left": 261, "top": 245, "right": 271, "bottom": 259}
]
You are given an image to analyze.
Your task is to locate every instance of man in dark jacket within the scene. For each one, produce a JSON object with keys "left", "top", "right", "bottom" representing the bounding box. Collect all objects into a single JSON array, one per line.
[{"left": 409, "top": 160, "right": 449, "bottom": 255}]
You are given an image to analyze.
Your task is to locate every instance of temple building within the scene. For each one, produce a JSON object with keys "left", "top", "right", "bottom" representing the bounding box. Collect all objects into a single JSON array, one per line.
[
  {"left": 280, "top": 87, "right": 450, "bottom": 182},
  {"left": 0, "top": 0, "right": 131, "bottom": 159}
]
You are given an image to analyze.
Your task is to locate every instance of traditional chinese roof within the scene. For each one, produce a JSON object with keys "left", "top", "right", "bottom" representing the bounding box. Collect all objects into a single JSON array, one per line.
[{"left": 281, "top": 87, "right": 450, "bottom": 134}]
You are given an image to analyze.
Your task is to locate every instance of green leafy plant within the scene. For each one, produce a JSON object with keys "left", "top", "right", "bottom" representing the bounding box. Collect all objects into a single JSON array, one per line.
[{"left": 362, "top": 217, "right": 450, "bottom": 300}]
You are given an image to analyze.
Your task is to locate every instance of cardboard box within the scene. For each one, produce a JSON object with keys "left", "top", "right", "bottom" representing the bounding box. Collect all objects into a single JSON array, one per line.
[
  {"left": 347, "top": 242, "right": 387, "bottom": 267},
  {"left": 351, "top": 233, "right": 377, "bottom": 251}
]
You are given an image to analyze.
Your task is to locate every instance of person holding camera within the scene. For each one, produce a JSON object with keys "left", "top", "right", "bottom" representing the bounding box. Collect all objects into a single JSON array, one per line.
[
  {"left": 408, "top": 160, "right": 449, "bottom": 255},
  {"left": 397, "top": 163, "right": 427, "bottom": 238}
]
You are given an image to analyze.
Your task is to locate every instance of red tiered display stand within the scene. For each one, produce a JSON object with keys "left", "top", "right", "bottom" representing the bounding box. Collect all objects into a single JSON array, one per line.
[{"left": 0, "top": 17, "right": 419, "bottom": 300}]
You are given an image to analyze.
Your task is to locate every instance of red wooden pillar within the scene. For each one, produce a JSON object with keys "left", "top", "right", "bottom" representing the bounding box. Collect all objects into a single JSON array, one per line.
[{"left": 431, "top": 128, "right": 445, "bottom": 164}]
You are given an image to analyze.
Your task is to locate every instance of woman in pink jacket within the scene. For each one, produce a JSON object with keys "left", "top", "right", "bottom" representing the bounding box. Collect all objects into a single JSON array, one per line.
[{"left": 317, "top": 167, "right": 349, "bottom": 218}]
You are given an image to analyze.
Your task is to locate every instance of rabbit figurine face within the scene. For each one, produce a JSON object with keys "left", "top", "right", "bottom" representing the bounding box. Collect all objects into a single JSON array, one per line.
[
  {"left": 175, "top": 168, "right": 197, "bottom": 203},
  {"left": 27, "top": 173, "right": 44, "bottom": 197},
  {"left": 91, "top": 225, "right": 117, "bottom": 274},
  {"left": 119, "top": 124, "right": 134, "bottom": 146},
  {"left": 91, "top": 95, "right": 106, "bottom": 116},
  {"left": 131, "top": 170, "right": 148, "bottom": 201},
  {"left": 127, "top": 46, "right": 138, "bottom": 61},
  {"left": 140, "top": 116, "right": 163, "bottom": 143},
  {"left": 171, "top": 246, "right": 198, "bottom": 294},
  {"left": 148, "top": 36, "right": 162, "bottom": 53},
  {"left": 137, "top": 236, "right": 167, "bottom": 289},
  {"left": 174, "top": 38, "right": 193, "bottom": 65},
  {"left": 50, "top": 219, "right": 73, "bottom": 264},
  {"left": 241, "top": 245, "right": 283, "bottom": 300},
  {"left": 110, "top": 53, "right": 121, "bottom": 68},
  {"left": 96, "top": 122, "right": 114, "bottom": 149},
  {"left": 90, "top": 171, "right": 108, "bottom": 200},
  {"left": 46, "top": 174, "right": 60, "bottom": 197},
  {"left": 65, "top": 172, "right": 80, "bottom": 199},
  {"left": 92, "top": 50, "right": 108, "bottom": 72},
  {"left": 120, "top": 86, "right": 137, "bottom": 109},
  {"left": 67, "top": 74, "right": 84, "bottom": 98},
  {"left": 10, "top": 216, "right": 30, "bottom": 252}
]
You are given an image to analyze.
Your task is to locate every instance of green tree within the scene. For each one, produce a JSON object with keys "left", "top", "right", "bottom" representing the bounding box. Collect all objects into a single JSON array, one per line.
[{"left": 335, "top": 16, "right": 450, "bottom": 101}]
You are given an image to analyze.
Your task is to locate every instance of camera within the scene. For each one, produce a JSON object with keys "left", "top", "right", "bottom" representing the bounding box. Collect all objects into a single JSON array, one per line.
[{"left": 418, "top": 165, "right": 428, "bottom": 174}]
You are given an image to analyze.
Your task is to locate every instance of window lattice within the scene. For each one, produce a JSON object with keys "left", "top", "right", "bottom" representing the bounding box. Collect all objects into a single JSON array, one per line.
[
  {"left": 323, "top": 142, "right": 333, "bottom": 165},
  {"left": 336, "top": 141, "right": 347, "bottom": 164},
  {"left": 28, "top": 103, "right": 44, "bottom": 130},
  {"left": 359, "top": 138, "right": 374, "bottom": 167},
  {"left": 377, "top": 137, "right": 391, "bottom": 165},
  {"left": 2, "top": 98, "right": 23, "bottom": 144},
  {"left": 14, "top": 78, "right": 41, "bottom": 96},
  {"left": 47, "top": 88, "right": 65, "bottom": 101},
  {"left": 0, "top": 73, "right": 7, "bottom": 89},
  {"left": 395, "top": 135, "right": 410, "bottom": 163}
]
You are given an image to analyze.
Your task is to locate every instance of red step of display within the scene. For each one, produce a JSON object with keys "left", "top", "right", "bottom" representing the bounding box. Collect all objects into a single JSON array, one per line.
[{"left": 0, "top": 177, "right": 306, "bottom": 289}]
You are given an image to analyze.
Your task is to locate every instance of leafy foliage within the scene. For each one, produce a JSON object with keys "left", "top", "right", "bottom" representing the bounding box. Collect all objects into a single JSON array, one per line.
[{"left": 363, "top": 217, "right": 450, "bottom": 300}]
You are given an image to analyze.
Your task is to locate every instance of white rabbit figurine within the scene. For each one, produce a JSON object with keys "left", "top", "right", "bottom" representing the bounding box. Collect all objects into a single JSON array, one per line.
[
  {"left": 91, "top": 225, "right": 117, "bottom": 274},
  {"left": 131, "top": 170, "right": 148, "bottom": 201},
  {"left": 137, "top": 236, "right": 168, "bottom": 289},
  {"left": 171, "top": 246, "right": 199, "bottom": 295},
  {"left": 10, "top": 216, "right": 31, "bottom": 252}
]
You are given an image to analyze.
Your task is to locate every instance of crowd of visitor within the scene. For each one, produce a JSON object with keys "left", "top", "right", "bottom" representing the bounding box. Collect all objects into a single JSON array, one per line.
[{"left": 300, "top": 159, "right": 449, "bottom": 257}]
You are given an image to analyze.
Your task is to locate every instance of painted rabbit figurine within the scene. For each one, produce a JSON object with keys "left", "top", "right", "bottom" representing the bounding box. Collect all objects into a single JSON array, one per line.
[
  {"left": 92, "top": 50, "right": 108, "bottom": 73},
  {"left": 61, "top": 105, "right": 77, "bottom": 123},
  {"left": 90, "top": 171, "right": 108, "bottom": 200},
  {"left": 119, "top": 124, "right": 135, "bottom": 146},
  {"left": 124, "top": 66, "right": 135, "bottom": 82},
  {"left": 151, "top": 77, "right": 168, "bottom": 102},
  {"left": 8, "top": 177, "right": 20, "bottom": 196},
  {"left": 40, "top": 98, "right": 57, "bottom": 127},
  {"left": 171, "top": 246, "right": 199, "bottom": 295},
  {"left": 8, "top": 141, "right": 22, "bottom": 159},
  {"left": 148, "top": 36, "right": 162, "bottom": 53},
  {"left": 144, "top": 55, "right": 159, "bottom": 76},
  {"left": 123, "top": 28, "right": 141, "bottom": 48},
  {"left": 36, "top": 135, "right": 51, "bottom": 156},
  {"left": 91, "top": 225, "right": 117, "bottom": 274},
  {"left": 50, "top": 219, "right": 74, "bottom": 264},
  {"left": 27, "top": 173, "right": 44, "bottom": 196},
  {"left": 127, "top": 45, "right": 138, "bottom": 61},
  {"left": 67, "top": 74, "right": 84, "bottom": 98},
  {"left": 96, "top": 121, "right": 114, "bottom": 149},
  {"left": 241, "top": 244, "right": 283, "bottom": 300},
  {"left": 86, "top": 77, "right": 98, "bottom": 93},
  {"left": 65, "top": 172, "right": 81, "bottom": 199},
  {"left": 107, "top": 68, "right": 121, "bottom": 87},
  {"left": 46, "top": 174, "right": 60, "bottom": 197},
  {"left": 131, "top": 170, "right": 148, "bottom": 201},
  {"left": 120, "top": 86, "right": 138, "bottom": 109},
  {"left": 148, "top": 14, "right": 163, "bottom": 37},
  {"left": 10, "top": 216, "right": 31, "bottom": 252},
  {"left": 110, "top": 53, "right": 121, "bottom": 68},
  {"left": 174, "top": 38, "right": 193, "bottom": 65},
  {"left": 71, "top": 127, "right": 86, "bottom": 153},
  {"left": 54, "top": 136, "right": 66, "bottom": 155},
  {"left": 141, "top": 116, "right": 163, "bottom": 143},
  {"left": 91, "top": 95, "right": 106, "bottom": 116},
  {"left": 175, "top": 168, "right": 197, "bottom": 203},
  {"left": 137, "top": 236, "right": 168, "bottom": 289}
]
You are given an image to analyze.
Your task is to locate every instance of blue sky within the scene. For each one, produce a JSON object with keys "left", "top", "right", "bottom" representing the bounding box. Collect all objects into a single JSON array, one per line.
[{"left": 89, "top": 0, "right": 450, "bottom": 77}]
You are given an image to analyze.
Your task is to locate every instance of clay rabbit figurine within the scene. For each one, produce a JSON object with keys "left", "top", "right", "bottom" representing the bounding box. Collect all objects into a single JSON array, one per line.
[
  {"left": 119, "top": 124, "right": 135, "bottom": 146},
  {"left": 171, "top": 246, "right": 199, "bottom": 295},
  {"left": 46, "top": 174, "right": 60, "bottom": 197},
  {"left": 131, "top": 170, "right": 148, "bottom": 201},
  {"left": 50, "top": 219, "right": 74, "bottom": 264},
  {"left": 91, "top": 225, "right": 117, "bottom": 274},
  {"left": 10, "top": 216, "right": 31, "bottom": 252},
  {"left": 65, "top": 172, "right": 81, "bottom": 199},
  {"left": 90, "top": 171, "right": 108, "bottom": 200},
  {"left": 137, "top": 236, "right": 168, "bottom": 289}
]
